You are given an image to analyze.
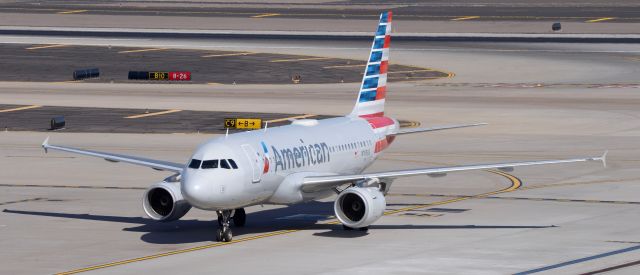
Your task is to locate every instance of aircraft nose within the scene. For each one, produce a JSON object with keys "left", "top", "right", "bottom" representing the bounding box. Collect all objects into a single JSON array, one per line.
[{"left": 181, "top": 173, "right": 213, "bottom": 209}]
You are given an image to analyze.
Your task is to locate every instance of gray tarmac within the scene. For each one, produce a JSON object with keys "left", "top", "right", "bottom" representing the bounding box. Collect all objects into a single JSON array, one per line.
[
  {"left": 1, "top": 37, "right": 640, "bottom": 274},
  {"left": 1, "top": 0, "right": 639, "bottom": 22},
  {"left": 2, "top": 0, "right": 640, "bottom": 36}
]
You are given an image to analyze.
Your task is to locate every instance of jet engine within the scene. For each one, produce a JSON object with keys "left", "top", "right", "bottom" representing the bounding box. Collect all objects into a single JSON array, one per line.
[
  {"left": 334, "top": 187, "right": 386, "bottom": 228},
  {"left": 142, "top": 180, "right": 191, "bottom": 222}
]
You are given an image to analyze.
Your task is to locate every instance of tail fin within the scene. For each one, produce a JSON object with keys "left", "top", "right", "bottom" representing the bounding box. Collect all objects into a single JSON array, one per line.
[{"left": 350, "top": 11, "right": 392, "bottom": 118}]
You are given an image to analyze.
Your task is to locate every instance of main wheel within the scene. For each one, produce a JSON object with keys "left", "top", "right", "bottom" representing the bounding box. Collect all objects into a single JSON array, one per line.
[
  {"left": 358, "top": 227, "right": 369, "bottom": 232},
  {"left": 215, "top": 228, "right": 223, "bottom": 242},
  {"left": 233, "top": 208, "right": 246, "bottom": 227},
  {"left": 222, "top": 228, "right": 233, "bottom": 242},
  {"left": 217, "top": 213, "right": 223, "bottom": 226}
]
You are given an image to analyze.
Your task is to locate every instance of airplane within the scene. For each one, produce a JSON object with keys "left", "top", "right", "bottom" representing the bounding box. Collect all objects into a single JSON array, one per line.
[{"left": 41, "top": 11, "right": 606, "bottom": 242}]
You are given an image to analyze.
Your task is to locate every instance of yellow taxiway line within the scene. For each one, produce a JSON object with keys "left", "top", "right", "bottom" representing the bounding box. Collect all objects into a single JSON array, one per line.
[
  {"left": 25, "top": 44, "right": 67, "bottom": 50},
  {"left": 57, "top": 10, "right": 88, "bottom": 14},
  {"left": 323, "top": 64, "right": 367, "bottom": 69},
  {"left": 451, "top": 16, "right": 480, "bottom": 21},
  {"left": 0, "top": 105, "right": 42, "bottom": 113},
  {"left": 586, "top": 17, "right": 616, "bottom": 23},
  {"left": 118, "top": 48, "right": 167, "bottom": 54},
  {"left": 124, "top": 109, "right": 181, "bottom": 119},
  {"left": 270, "top": 57, "right": 332, "bottom": 63},
  {"left": 251, "top": 13, "right": 281, "bottom": 18},
  {"left": 55, "top": 229, "right": 299, "bottom": 275},
  {"left": 201, "top": 52, "right": 255, "bottom": 58},
  {"left": 266, "top": 114, "right": 317, "bottom": 123},
  {"left": 387, "top": 69, "right": 435, "bottom": 74},
  {"left": 384, "top": 169, "right": 521, "bottom": 215}
]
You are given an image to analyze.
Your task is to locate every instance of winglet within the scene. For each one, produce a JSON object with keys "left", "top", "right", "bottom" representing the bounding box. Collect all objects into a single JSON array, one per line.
[
  {"left": 601, "top": 150, "right": 608, "bottom": 168},
  {"left": 42, "top": 136, "right": 50, "bottom": 153},
  {"left": 589, "top": 150, "right": 607, "bottom": 168}
]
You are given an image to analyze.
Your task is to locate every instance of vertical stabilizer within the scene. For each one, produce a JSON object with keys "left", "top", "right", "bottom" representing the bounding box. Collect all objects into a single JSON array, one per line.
[{"left": 350, "top": 11, "right": 392, "bottom": 118}]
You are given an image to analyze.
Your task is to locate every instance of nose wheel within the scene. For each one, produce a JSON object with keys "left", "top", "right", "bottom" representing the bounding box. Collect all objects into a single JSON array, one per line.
[
  {"left": 216, "top": 210, "right": 233, "bottom": 242},
  {"left": 216, "top": 208, "right": 247, "bottom": 242}
]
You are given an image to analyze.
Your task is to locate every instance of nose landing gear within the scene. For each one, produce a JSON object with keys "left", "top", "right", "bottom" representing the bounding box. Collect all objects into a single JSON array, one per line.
[
  {"left": 215, "top": 208, "right": 246, "bottom": 242},
  {"left": 216, "top": 210, "right": 233, "bottom": 242}
]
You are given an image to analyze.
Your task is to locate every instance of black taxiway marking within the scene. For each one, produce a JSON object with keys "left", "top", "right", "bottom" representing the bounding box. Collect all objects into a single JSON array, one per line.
[
  {"left": 580, "top": 259, "right": 640, "bottom": 274},
  {"left": 0, "top": 197, "right": 45, "bottom": 206},
  {"left": 516, "top": 244, "right": 640, "bottom": 275}
]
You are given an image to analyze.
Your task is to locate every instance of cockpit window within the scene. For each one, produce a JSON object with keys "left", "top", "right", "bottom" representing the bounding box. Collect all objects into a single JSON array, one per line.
[
  {"left": 188, "top": 159, "right": 201, "bottom": 169},
  {"left": 201, "top": 160, "right": 219, "bottom": 169},
  {"left": 220, "top": 159, "right": 231, "bottom": 169},
  {"left": 228, "top": 159, "right": 238, "bottom": 169}
]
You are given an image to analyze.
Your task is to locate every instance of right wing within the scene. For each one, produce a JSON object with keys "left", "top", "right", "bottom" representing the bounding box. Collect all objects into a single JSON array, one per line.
[
  {"left": 42, "top": 137, "right": 184, "bottom": 173},
  {"left": 301, "top": 152, "right": 607, "bottom": 192},
  {"left": 394, "top": 123, "right": 487, "bottom": 135}
]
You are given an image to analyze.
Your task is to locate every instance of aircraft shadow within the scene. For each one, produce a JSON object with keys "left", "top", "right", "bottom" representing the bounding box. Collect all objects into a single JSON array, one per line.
[{"left": 3, "top": 204, "right": 555, "bottom": 244}]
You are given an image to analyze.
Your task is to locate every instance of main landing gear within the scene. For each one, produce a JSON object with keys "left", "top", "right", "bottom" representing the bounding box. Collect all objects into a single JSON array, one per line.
[{"left": 216, "top": 208, "right": 246, "bottom": 242}]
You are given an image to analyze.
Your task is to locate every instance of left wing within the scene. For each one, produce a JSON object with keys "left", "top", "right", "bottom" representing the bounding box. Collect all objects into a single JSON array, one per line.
[
  {"left": 301, "top": 152, "right": 607, "bottom": 192},
  {"left": 42, "top": 137, "right": 184, "bottom": 173}
]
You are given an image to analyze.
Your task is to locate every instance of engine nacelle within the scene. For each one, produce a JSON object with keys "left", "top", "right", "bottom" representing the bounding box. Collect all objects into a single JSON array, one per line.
[
  {"left": 334, "top": 187, "right": 386, "bottom": 228},
  {"left": 142, "top": 180, "right": 191, "bottom": 222}
]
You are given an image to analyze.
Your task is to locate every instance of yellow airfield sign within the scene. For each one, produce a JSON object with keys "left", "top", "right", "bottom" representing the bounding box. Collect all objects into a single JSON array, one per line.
[{"left": 225, "top": 118, "right": 262, "bottom": 129}]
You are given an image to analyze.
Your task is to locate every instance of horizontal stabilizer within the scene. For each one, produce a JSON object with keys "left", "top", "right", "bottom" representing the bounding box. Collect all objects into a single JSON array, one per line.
[{"left": 394, "top": 123, "right": 487, "bottom": 135}]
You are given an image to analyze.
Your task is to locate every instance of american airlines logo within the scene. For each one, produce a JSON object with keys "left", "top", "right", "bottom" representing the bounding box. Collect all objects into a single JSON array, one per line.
[{"left": 269, "top": 142, "right": 331, "bottom": 172}]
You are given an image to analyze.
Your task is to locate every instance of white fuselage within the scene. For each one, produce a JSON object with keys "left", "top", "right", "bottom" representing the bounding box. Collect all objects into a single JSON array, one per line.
[{"left": 181, "top": 116, "right": 398, "bottom": 210}]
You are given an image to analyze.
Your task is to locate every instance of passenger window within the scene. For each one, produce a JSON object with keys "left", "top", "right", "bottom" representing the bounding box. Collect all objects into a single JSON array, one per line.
[
  {"left": 188, "top": 159, "right": 201, "bottom": 169},
  {"left": 228, "top": 159, "right": 238, "bottom": 169},
  {"left": 201, "top": 160, "right": 218, "bottom": 169},
  {"left": 221, "top": 159, "right": 231, "bottom": 169}
]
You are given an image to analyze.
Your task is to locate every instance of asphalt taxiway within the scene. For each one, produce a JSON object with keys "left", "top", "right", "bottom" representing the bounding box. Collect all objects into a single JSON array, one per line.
[
  {"left": 1, "top": 26, "right": 640, "bottom": 275},
  {"left": 0, "top": 43, "right": 445, "bottom": 84}
]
